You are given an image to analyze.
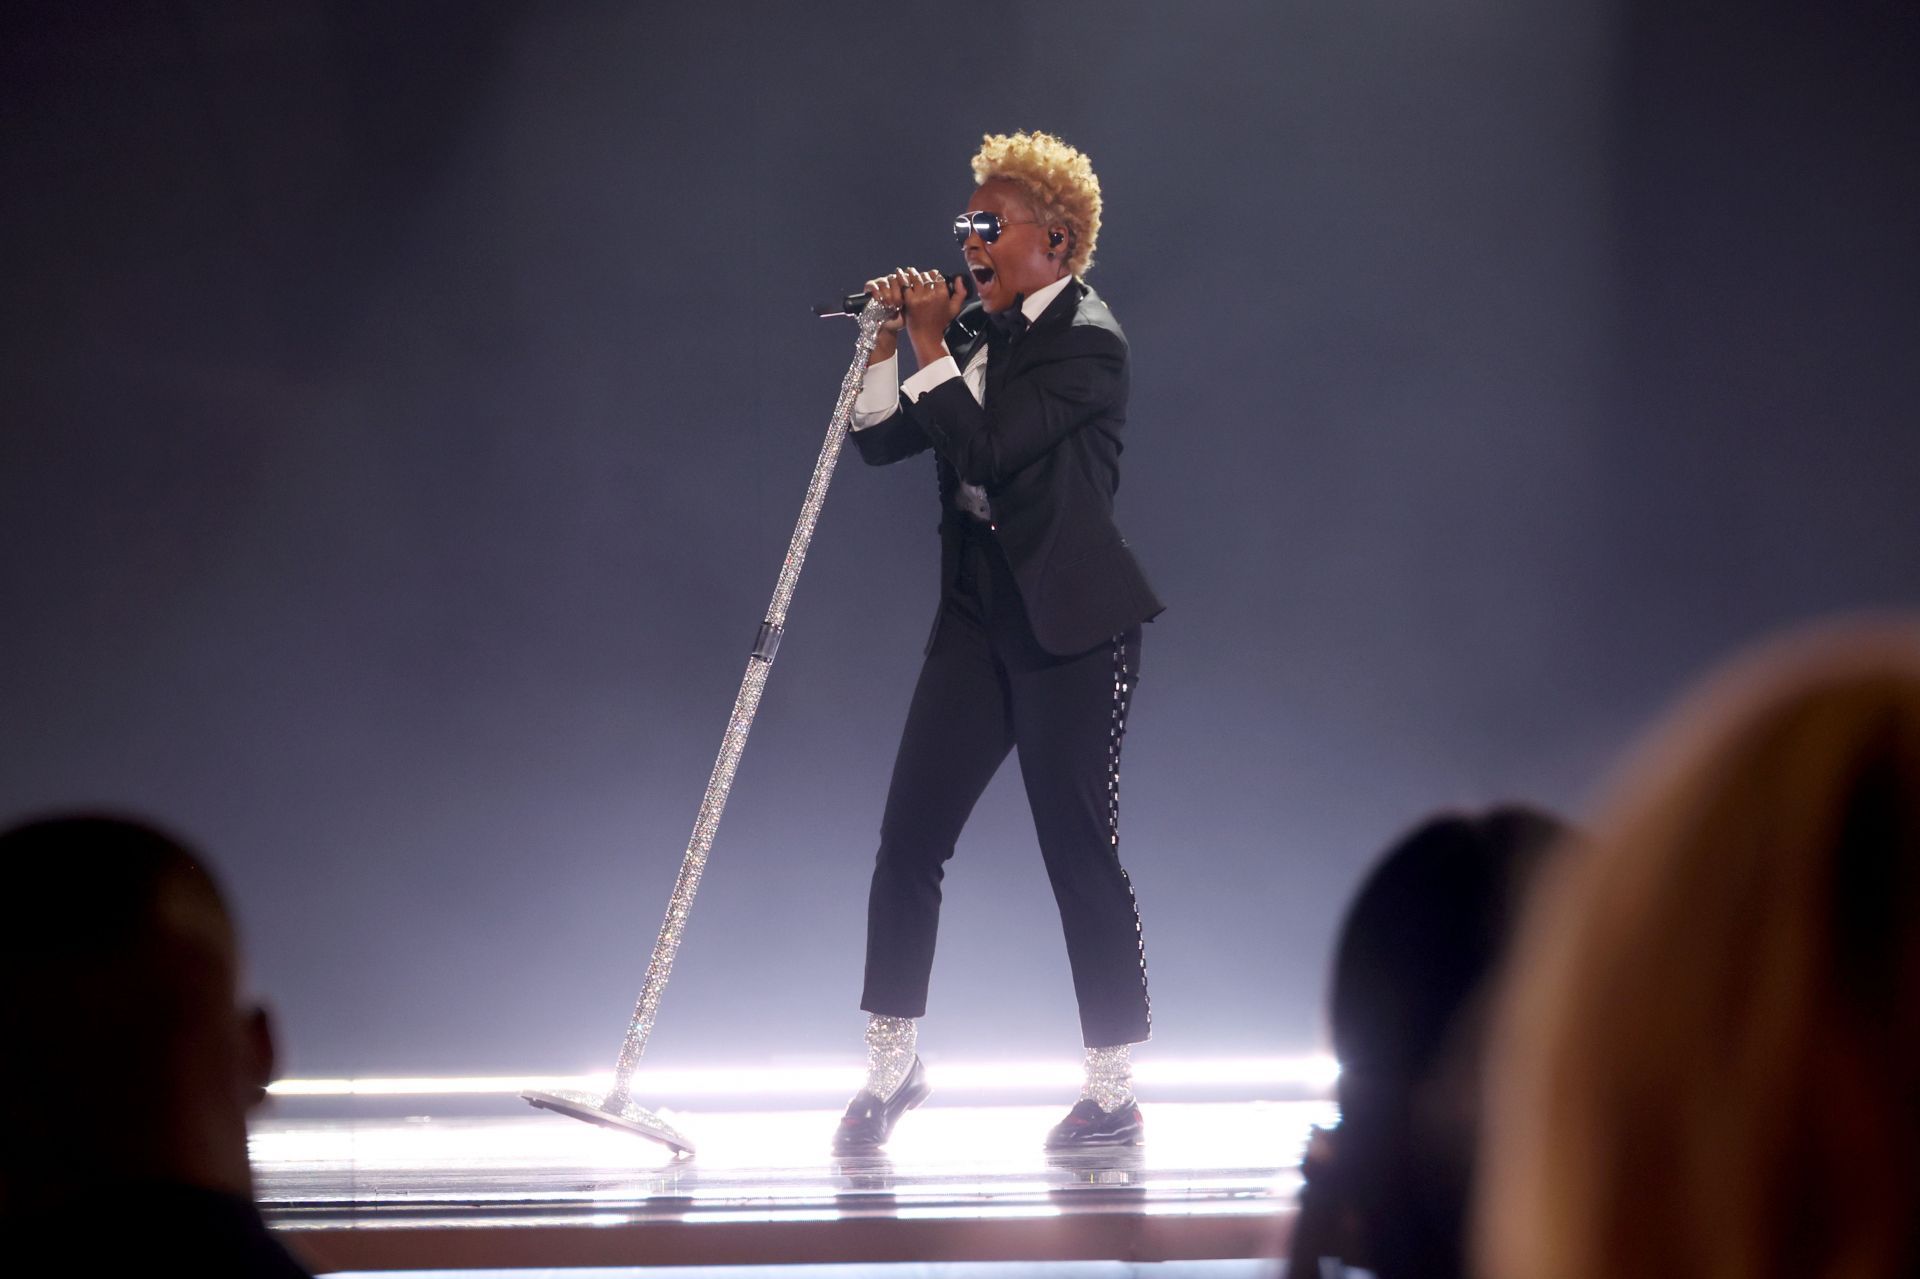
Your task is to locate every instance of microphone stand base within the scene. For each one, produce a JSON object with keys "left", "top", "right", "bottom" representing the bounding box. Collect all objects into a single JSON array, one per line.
[{"left": 521, "top": 1088, "right": 696, "bottom": 1156}]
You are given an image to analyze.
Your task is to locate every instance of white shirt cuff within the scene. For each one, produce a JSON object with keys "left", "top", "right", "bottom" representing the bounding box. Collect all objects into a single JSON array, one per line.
[
  {"left": 902, "top": 356, "right": 962, "bottom": 403},
  {"left": 851, "top": 353, "right": 901, "bottom": 431}
]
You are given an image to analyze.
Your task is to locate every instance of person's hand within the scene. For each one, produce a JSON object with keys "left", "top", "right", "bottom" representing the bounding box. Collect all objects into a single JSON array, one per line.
[
  {"left": 862, "top": 272, "right": 909, "bottom": 334},
  {"left": 860, "top": 271, "right": 912, "bottom": 367},
  {"left": 896, "top": 267, "right": 963, "bottom": 350},
  {"left": 864, "top": 268, "right": 962, "bottom": 368}
]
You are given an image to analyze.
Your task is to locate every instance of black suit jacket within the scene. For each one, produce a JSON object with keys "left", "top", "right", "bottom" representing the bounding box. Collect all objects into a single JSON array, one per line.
[{"left": 853, "top": 279, "right": 1164, "bottom": 656}]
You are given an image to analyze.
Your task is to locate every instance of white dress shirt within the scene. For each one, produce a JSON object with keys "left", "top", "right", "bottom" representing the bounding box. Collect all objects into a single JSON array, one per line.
[{"left": 851, "top": 275, "right": 1075, "bottom": 522}]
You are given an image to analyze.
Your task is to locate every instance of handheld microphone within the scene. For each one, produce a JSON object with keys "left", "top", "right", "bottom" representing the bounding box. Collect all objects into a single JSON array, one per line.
[
  {"left": 814, "top": 291, "right": 881, "bottom": 319},
  {"left": 813, "top": 272, "right": 973, "bottom": 319}
]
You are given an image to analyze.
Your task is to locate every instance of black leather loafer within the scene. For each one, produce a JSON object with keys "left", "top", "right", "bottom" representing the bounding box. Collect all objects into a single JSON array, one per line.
[
  {"left": 1044, "top": 1097, "right": 1143, "bottom": 1149},
  {"left": 832, "top": 1056, "right": 931, "bottom": 1153}
]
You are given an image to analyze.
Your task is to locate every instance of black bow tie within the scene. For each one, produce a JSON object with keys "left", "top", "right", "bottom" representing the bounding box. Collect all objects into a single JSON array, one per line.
[{"left": 988, "top": 304, "right": 1031, "bottom": 341}]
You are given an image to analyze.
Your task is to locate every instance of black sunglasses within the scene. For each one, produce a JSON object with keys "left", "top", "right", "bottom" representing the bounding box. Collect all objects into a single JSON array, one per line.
[{"left": 952, "top": 211, "right": 1044, "bottom": 245}]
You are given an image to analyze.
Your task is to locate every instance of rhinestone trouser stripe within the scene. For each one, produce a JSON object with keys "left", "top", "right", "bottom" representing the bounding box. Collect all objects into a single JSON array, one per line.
[{"left": 1109, "top": 631, "right": 1151, "bottom": 1038}]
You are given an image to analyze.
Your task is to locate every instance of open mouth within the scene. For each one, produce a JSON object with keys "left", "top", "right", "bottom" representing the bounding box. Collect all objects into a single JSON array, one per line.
[{"left": 969, "top": 264, "right": 996, "bottom": 288}]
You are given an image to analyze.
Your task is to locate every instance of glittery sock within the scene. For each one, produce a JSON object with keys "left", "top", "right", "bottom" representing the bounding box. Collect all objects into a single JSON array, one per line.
[
  {"left": 1081, "top": 1043, "right": 1135, "bottom": 1112},
  {"left": 862, "top": 1014, "right": 918, "bottom": 1102}
]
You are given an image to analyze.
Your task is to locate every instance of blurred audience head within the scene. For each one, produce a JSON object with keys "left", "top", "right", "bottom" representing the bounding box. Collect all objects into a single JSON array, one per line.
[
  {"left": 1480, "top": 619, "right": 1920, "bottom": 1279},
  {"left": 1290, "top": 804, "right": 1572, "bottom": 1279},
  {"left": 0, "top": 813, "right": 275, "bottom": 1213}
]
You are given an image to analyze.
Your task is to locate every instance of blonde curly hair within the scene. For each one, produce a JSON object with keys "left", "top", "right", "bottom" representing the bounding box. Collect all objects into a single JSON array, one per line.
[{"left": 971, "top": 130, "right": 1103, "bottom": 278}]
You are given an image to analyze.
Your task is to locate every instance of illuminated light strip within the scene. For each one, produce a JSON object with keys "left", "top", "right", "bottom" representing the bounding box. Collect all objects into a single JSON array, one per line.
[
  {"left": 896, "top": 1204, "right": 1063, "bottom": 1221},
  {"left": 269, "top": 1074, "right": 612, "bottom": 1098},
  {"left": 1141, "top": 1199, "right": 1287, "bottom": 1217},
  {"left": 692, "top": 1208, "right": 845, "bottom": 1224},
  {"left": 266, "top": 1055, "right": 1337, "bottom": 1100}
]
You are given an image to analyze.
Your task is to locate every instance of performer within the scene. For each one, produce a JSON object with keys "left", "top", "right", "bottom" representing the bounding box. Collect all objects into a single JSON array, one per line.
[{"left": 833, "top": 131, "right": 1165, "bottom": 1152}]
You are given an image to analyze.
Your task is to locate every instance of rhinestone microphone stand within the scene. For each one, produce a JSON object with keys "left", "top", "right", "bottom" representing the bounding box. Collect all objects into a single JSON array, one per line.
[{"left": 524, "top": 298, "right": 895, "bottom": 1155}]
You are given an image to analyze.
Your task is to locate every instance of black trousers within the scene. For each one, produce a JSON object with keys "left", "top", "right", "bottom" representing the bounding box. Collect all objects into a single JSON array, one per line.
[{"left": 861, "top": 522, "right": 1150, "bottom": 1048}]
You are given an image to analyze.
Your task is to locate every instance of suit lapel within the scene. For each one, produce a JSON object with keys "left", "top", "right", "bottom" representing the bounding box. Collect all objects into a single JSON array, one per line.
[
  {"left": 946, "top": 279, "right": 1084, "bottom": 395},
  {"left": 1000, "top": 278, "right": 1083, "bottom": 381},
  {"left": 945, "top": 306, "right": 990, "bottom": 369}
]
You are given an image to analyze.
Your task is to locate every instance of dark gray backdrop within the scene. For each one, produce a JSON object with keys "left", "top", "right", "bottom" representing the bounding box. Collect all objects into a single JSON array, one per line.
[{"left": 3, "top": 1, "right": 1914, "bottom": 1078}]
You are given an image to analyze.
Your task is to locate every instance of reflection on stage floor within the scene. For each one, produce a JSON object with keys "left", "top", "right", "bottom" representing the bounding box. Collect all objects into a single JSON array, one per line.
[{"left": 258, "top": 1099, "right": 1328, "bottom": 1272}]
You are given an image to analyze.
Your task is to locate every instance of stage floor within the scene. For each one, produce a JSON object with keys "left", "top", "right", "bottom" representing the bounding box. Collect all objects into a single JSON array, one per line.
[{"left": 258, "top": 1099, "right": 1327, "bottom": 1272}]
